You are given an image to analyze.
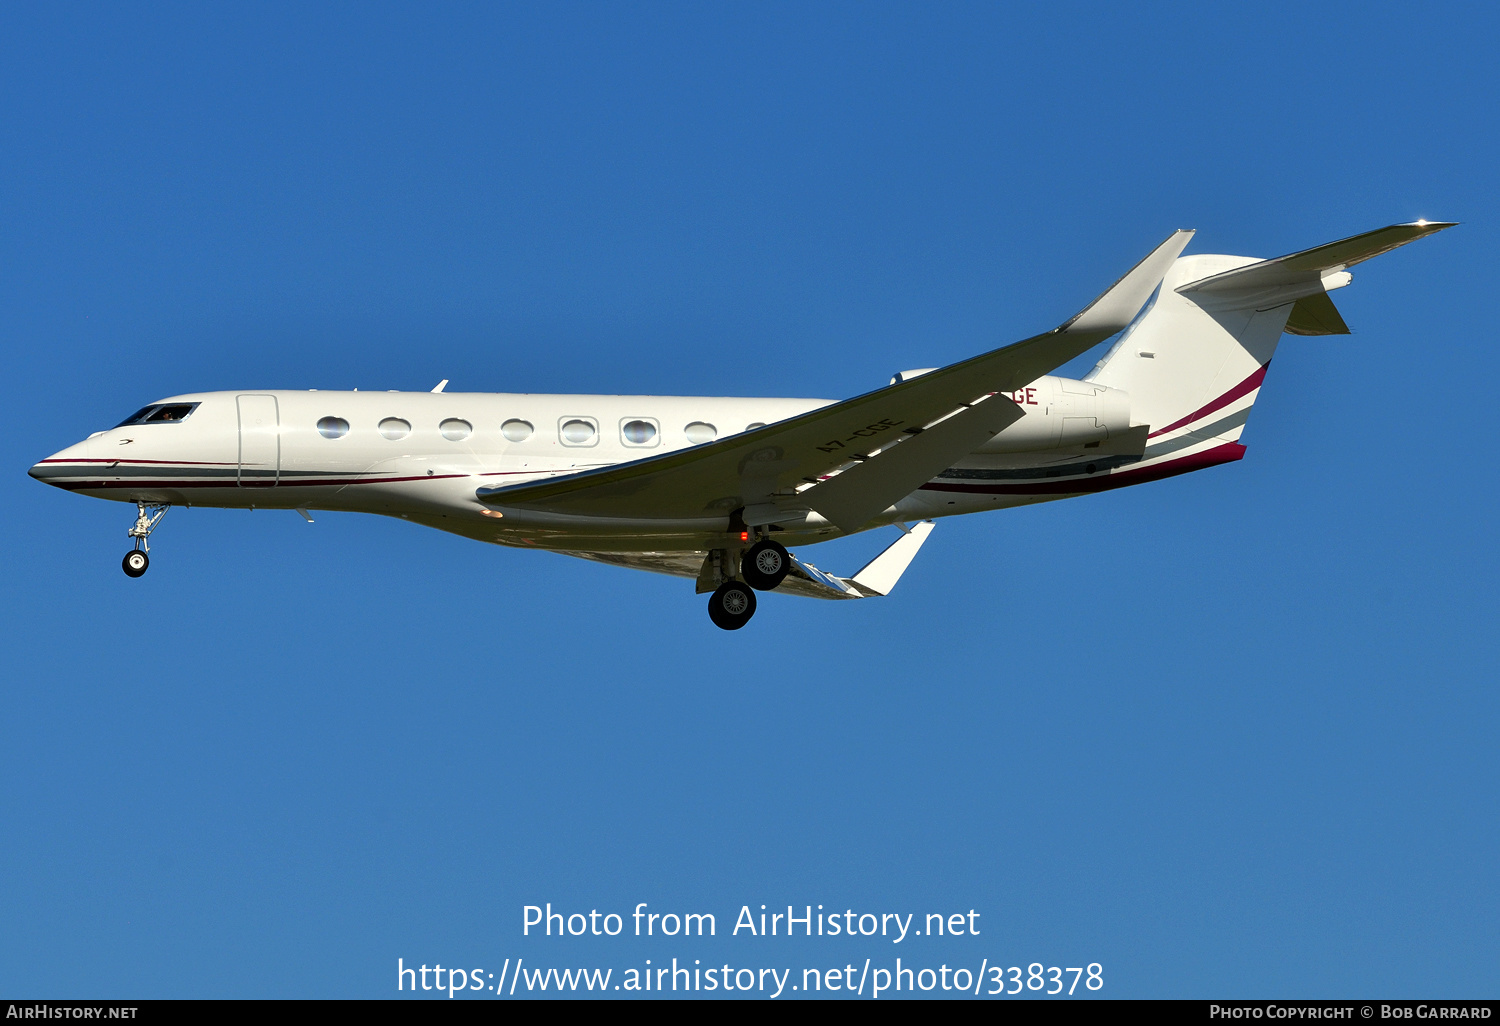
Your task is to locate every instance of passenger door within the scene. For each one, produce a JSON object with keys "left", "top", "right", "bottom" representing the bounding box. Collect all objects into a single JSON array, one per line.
[{"left": 237, "top": 394, "right": 280, "bottom": 487}]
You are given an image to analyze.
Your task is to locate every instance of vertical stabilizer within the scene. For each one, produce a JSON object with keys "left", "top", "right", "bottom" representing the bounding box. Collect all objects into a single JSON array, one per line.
[
  {"left": 1085, "top": 253, "right": 1289, "bottom": 444},
  {"left": 1086, "top": 221, "right": 1453, "bottom": 457}
]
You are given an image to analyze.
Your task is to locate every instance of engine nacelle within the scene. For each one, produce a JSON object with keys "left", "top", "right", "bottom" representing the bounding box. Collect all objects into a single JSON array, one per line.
[{"left": 974, "top": 375, "right": 1133, "bottom": 452}]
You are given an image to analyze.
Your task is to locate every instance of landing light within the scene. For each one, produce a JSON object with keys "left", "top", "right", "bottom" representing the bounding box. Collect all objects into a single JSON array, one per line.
[{"left": 480, "top": 509, "right": 504, "bottom": 519}]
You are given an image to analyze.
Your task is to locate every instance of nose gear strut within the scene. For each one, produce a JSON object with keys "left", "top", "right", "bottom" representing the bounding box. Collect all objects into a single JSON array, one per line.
[{"left": 122, "top": 502, "right": 169, "bottom": 577}]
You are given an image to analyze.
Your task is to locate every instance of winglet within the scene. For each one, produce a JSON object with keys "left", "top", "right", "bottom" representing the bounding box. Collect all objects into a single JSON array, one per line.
[
  {"left": 847, "top": 521, "right": 936, "bottom": 596},
  {"left": 1061, "top": 229, "right": 1195, "bottom": 335},
  {"left": 779, "top": 522, "right": 937, "bottom": 600}
]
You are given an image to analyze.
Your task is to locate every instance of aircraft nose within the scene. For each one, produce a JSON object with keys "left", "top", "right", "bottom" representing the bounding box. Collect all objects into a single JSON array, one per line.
[
  {"left": 30, "top": 438, "right": 93, "bottom": 488},
  {"left": 30, "top": 455, "right": 68, "bottom": 487}
]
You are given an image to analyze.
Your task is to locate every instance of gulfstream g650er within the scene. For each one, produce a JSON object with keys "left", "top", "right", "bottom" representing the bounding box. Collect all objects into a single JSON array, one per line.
[{"left": 30, "top": 222, "right": 1451, "bottom": 629}]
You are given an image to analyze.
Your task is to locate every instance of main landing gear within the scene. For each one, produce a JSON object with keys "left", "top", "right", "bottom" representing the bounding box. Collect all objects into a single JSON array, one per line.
[
  {"left": 122, "top": 502, "right": 169, "bottom": 578},
  {"left": 741, "top": 539, "right": 790, "bottom": 591},
  {"left": 705, "top": 538, "right": 790, "bottom": 630},
  {"left": 707, "top": 580, "right": 757, "bottom": 631}
]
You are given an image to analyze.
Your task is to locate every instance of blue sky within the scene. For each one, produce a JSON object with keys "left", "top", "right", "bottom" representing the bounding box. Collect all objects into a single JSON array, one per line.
[{"left": 1, "top": 2, "right": 1494, "bottom": 999}]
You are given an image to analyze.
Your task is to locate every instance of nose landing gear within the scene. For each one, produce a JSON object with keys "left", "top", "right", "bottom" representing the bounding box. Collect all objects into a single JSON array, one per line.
[{"left": 122, "top": 502, "right": 169, "bottom": 578}]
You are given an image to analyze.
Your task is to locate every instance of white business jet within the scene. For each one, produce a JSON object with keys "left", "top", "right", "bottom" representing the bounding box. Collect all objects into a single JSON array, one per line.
[{"left": 31, "top": 222, "right": 1451, "bottom": 629}]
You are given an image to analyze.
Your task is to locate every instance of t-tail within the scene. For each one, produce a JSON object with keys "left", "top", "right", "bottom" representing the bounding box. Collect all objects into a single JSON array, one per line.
[{"left": 1086, "top": 221, "right": 1455, "bottom": 473}]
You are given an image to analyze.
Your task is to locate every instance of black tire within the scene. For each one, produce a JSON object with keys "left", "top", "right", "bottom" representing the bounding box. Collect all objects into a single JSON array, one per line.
[
  {"left": 707, "top": 581, "right": 757, "bottom": 630},
  {"left": 122, "top": 550, "right": 149, "bottom": 578},
  {"left": 741, "top": 539, "right": 790, "bottom": 591}
]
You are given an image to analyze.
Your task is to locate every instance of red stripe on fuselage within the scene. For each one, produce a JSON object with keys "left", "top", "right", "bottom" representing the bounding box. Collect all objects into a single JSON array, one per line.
[
  {"left": 36, "top": 458, "right": 240, "bottom": 465},
  {"left": 1147, "top": 363, "right": 1270, "bottom": 439},
  {"left": 42, "top": 472, "right": 471, "bottom": 490},
  {"left": 40, "top": 460, "right": 574, "bottom": 475}
]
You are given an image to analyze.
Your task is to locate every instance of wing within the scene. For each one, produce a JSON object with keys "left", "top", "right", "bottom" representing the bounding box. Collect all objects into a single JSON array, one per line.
[{"left": 478, "top": 230, "right": 1193, "bottom": 530}]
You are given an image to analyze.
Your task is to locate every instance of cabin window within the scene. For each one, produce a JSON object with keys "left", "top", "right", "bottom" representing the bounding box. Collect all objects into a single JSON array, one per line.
[
  {"left": 317, "top": 417, "right": 350, "bottom": 439},
  {"left": 560, "top": 418, "right": 598, "bottom": 446},
  {"left": 378, "top": 417, "right": 411, "bottom": 440},
  {"left": 501, "top": 419, "right": 533, "bottom": 442},
  {"left": 115, "top": 403, "right": 200, "bottom": 427},
  {"left": 621, "top": 419, "right": 658, "bottom": 446},
  {"left": 440, "top": 418, "right": 472, "bottom": 441},
  {"left": 684, "top": 421, "right": 717, "bottom": 444}
]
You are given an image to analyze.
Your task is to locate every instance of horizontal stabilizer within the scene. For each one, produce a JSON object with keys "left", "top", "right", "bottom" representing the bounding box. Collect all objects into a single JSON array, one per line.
[{"left": 1180, "top": 221, "right": 1455, "bottom": 295}]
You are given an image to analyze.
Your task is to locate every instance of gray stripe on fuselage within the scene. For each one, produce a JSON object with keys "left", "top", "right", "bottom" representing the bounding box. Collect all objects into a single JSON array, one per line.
[{"left": 1143, "top": 408, "right": 1251, "bottom": 460}]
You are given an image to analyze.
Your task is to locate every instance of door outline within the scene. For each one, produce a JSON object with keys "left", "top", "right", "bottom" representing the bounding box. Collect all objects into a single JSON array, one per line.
[{"left": 236, "top": 394, "right": 280, "bottom": 487}]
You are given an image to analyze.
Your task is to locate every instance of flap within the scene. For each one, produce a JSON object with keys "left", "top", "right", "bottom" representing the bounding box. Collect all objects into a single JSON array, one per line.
[{"left": 801, "top": 394, "right": 1025, "bottom": 532}]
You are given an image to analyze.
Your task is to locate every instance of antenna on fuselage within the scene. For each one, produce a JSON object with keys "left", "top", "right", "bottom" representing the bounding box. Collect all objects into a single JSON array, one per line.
[{"left": 431, "top": 379, "right": 448, "bottom": 393}]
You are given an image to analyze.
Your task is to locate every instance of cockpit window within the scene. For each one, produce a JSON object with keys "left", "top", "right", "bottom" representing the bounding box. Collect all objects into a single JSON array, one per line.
[
  {"left": 145, "top": 404, "right": 197, "bottom": 422},
  {"left": 116, "top": 403, "right": 200, "bottom": 427}
]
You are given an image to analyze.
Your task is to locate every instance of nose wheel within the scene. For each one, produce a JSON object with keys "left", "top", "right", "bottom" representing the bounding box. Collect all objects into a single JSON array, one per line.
[
  {"left": 122, "top": 502, "right": 169, "bottom": 578},
  {"left": 707, "top": 581, "right": 757, "bottom": 630}
]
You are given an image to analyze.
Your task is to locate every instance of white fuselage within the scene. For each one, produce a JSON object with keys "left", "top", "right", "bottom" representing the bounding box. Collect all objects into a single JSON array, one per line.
[{"left": 31, "top": 377, "right": 1217, "bottom": 553}]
